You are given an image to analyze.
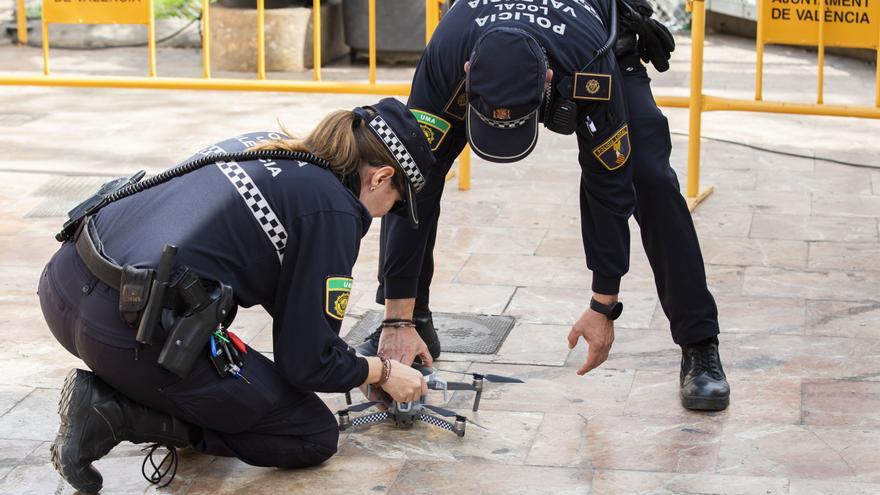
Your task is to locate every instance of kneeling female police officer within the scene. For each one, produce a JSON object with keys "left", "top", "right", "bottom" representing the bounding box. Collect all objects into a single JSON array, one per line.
[{"left": 39, "top": 98, "right": 434, "bottom": 493}]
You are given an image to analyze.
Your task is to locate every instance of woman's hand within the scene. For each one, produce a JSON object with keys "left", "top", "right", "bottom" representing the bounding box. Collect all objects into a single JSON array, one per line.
[{"left": 381, "top": 359, "right": 428, "bottom": 403}]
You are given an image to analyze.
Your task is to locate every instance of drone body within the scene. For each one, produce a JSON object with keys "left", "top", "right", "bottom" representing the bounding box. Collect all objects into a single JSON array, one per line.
[{"left": 337, "top": 365, "right": 523, "bottom": 437}]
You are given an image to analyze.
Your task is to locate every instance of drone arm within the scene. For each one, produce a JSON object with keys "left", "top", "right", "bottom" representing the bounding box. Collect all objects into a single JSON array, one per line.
[
  {"left": 417, "top": 413, "right": 465, "bottom": 437},
  {"left": 349, "top": 411, "right": 390, "bottom": 429}
]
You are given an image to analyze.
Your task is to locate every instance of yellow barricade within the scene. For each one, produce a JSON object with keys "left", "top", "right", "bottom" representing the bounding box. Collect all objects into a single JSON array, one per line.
[{"left": 6, "top": 0, "right": 880, "bottom": 204}]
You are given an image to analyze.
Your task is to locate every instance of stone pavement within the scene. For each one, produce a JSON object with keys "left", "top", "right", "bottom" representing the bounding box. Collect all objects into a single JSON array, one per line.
[{"left": 1, "top": 26, "right": 880, "bottom": 494}]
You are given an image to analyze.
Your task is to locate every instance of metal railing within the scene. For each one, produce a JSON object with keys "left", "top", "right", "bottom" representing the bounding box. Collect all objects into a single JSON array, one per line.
[{"left": 5, "top": 0, "right": 880, "bottom": 205}]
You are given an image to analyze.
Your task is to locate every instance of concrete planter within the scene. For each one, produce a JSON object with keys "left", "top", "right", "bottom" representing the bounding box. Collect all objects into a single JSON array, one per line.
[
  {"left": 343, "top": 0, "right": 425, "bottom": 63},
  {"left": 209, "top": 3, "right": 349, "bottom": 71}
]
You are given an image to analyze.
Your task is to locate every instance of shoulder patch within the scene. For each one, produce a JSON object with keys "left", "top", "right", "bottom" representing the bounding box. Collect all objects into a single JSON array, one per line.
[
  {"left": 410, "top": 109, "right": 451, "bottom": 151},
  {"left": 325, "top": 276, "right": 353, "bottom": 321},
  {"left": 443, "top": 79, "right": 468, "bottom": 121},
  {"left": 592, "top": 124, "right": 631, "bottom": 171}
]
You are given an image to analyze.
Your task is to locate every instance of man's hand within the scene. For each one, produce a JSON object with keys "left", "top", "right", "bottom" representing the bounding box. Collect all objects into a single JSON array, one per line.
[
  {"left": 378, "top": 326, "right": 433, "bottom": 367},
  {"left": 567, "top": 295, "right": 616, "bottom": 375}
]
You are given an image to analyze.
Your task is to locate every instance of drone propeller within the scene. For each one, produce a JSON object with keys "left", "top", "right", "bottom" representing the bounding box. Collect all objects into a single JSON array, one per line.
[
  {"left": 429, "top": 381, "right": 474, "bottom": 391},
  {"left": 433, "top": 368, "right": 524, "bottom": 384},
  {"left": 347, "top": 400, "right": 380, "bottom": 413},
  {"left": 478, "top": 373, "right": 524, "bottom": 383}
]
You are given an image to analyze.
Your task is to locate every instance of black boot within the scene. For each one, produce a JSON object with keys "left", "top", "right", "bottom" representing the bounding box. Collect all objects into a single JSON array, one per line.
[
  {"left": 51, "top": 369, "right": 196, "bottom": 493},
  {"left": 355, "top": 307, "right": 442, "bottom": 360},
  {"left": 680, "top": 337, "right": 730, "bottom": 411}
]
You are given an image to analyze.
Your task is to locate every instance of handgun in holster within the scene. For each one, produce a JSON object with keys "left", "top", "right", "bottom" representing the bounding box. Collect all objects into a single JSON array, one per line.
[{"left": 157, "top": 269, "right": 235, "bottom": 378}]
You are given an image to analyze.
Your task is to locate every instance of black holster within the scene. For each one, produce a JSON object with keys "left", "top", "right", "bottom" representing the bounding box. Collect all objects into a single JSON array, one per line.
[{"left": 158, "top": 270, "right": 235, "bottom": 378}]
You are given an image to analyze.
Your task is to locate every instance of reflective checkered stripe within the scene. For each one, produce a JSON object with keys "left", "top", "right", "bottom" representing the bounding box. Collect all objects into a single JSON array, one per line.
[
  {"left": 216, "top": 161, "right": 288, "bottom": 264},
  {"left": 417, "top": 413, "right": 455, "bottom": 431},
  {"left": 367, "top": 115, "right": 426, "bottom": 192},
  {"left": 351, "top": 411, "right": 389, "bottom": 428}
]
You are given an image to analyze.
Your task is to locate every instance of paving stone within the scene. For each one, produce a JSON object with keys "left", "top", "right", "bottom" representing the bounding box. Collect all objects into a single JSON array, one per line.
[
  {"left": 489, "top": 323, "right": 572, "bottom": 366},
  {"left": 524, "top": 412, "right": 589, "bottom": 467},
  {"left": 743, "top": 267, "right": 880, "bottom": 301},
  {"left": 445, "top": 363, "right": 634, "bottom": 417},
  {"left": 802, "top": 380, "right": 880, "bottom": 427},
  {"left": 434, "top": 225, "right": 548, "bottom": 255},
  {"left": 756, "top": 166, "right": 874, "bottom": 195},
  {"left": 692, "top": 210, "right": 753, "bottom": 238},
  {"left": 716, "top": 423, "right": 855, "bottom": 480},
  {"left": 750, "top": 213, "right": 879, "bottom": 242},
  {"left": 338, "top": 410, "right": 543, "bottom": 464},
  {"left": 790, "top": 479, "right": 880, "bottom": 495},
  {"left": 714, "top": 295, "right": 806, "bottom": 334},
  {"left": 591, "top": 470, "right": 790, "bottom": 495},
  {"left": 185, "top": 454, "right": 406, "bottom": 495},
  {"left": 811, "top": 427, "right": 880, "bottom": 483},
  {"left": 812, "top": 194, "right": 880, "bottom": 218},
  {"left": 492, "top": 202, "right": 581, "bottom": 229},
  {"left": 623, "top": 371, "right": 801, "bottom": 425},
  {"left": 0, "top": 388, "right": 59, "bottom": 442},
  {"left": 732, "top": 333, "right": 880, "bottom": 380},
  {"left": 0, "top": 385, "right": 34, "bottom": 417},
  {"left": 581, "top": 415, "right": 722, "bottom": 473},
  {"left": 699, "top": 190, "right": 812, "bottom": 215},
  {"left": 806, "top": 300, "right": 880, "bottom": 339},
  {"left": 700, "top": 237, "right": 808, "bottom": 269},
  {"left": 0, "top": 439, "right": 42, "bottom": 480},
  {"left": 505, "top": 287, "right": 658, "bottom": 329},
  {"left": 456, "top": 254, "right": 591, "bottom": 289},
  {"left": 809, "top": 242, "right": 880, "bottom": 272},
  {"left": 389, "top": 460, "right": 591, "bottom": 495}
]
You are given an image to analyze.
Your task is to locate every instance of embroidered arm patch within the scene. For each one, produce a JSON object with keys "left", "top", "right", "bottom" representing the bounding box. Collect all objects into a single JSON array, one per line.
[
  {"left": 410, "top": 109, "right": 452, "bottom": 151},
  {"left": 592, "top": 124, "right": 631, "bottom": 171},
  {"left": 325, "top": 276, "right": 353, "bottom": 321}
]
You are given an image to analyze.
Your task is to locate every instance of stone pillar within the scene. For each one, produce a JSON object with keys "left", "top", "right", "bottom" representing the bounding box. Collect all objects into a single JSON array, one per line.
[{"left": 209, "top": 3, "right": 348, "bottom": 72}]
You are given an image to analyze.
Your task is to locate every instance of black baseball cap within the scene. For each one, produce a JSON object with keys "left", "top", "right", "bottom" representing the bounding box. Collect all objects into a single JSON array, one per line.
[
  {"left": 466, "top": 27, "right": 548, "bottom": 163},
  {"left": 356, "top": 98, "right": 436, "bottom": 229}
]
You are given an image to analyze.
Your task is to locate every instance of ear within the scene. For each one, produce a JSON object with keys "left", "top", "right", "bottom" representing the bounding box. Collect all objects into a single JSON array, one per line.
[
  {"left": 368, "top": 165, "right": 396, "bottom": 187},
  {"left": 464, "top": 61, "right": 471, "bottom": 73}
]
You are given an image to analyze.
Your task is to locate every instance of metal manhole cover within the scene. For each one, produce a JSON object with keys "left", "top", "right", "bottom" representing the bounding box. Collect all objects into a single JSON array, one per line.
[
  {"left": 346, "top": 311, "right": 516, "bottom": 355},
  {"left": 26, "top": 176, "right": 111, "bottom": 218}
]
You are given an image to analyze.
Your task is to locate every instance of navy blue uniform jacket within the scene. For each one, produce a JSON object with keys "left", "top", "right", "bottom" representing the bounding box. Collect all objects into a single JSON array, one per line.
[
  {"left": 90, "top": 132, "right": 371, "bottom": 393},
  {"left": 380, "top": 0, "right": 635, "bottom": 300}
]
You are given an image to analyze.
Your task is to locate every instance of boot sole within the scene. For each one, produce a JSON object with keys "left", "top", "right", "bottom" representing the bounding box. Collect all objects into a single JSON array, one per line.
[
  {"left": 680, "top": 393, "right": 730, "bottom": 412},
  {"left": 51, "top": 369, "right": 103, "bottom": 494}
]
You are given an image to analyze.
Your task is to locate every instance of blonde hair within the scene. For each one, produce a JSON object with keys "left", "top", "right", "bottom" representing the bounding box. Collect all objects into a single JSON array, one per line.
[{"left": 250, "top": 110, "right": 407, "bottom": 192}]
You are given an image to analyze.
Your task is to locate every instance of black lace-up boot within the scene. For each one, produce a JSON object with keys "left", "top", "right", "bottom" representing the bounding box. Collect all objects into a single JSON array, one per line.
[
  {"left": 356, "top": 307, "right": 442, "bottom": 360},
  {"left": 679, "top": 337, "right": 730, "bottom": 411},
  {"left": 51, "top": 369, "right": 196, "bottom": 493}
]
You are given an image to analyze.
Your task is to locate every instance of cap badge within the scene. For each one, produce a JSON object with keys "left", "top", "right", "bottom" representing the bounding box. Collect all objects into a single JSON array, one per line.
[
  {"left": 587, "top": 79, "right": 601, "bottom": 94},
  {"left": 493, "top": 108, "right": 511, "bottom": 120}
]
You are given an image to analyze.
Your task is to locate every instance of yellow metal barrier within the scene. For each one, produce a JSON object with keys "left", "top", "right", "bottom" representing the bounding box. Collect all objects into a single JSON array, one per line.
[
  {"left": 9, "top": 0, "right": 880, "bottom": 205},
  {"left": 16, "top": 0, "right": 27, "bottom": 44}
]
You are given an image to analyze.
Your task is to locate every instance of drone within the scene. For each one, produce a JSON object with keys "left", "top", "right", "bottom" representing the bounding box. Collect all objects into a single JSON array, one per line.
[{"left": 337, "top": 364, "right": 523, "bottom": 437}]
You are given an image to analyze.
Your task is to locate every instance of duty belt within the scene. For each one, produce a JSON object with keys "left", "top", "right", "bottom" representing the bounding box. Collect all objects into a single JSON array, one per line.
[{"left": 75, "top": 217, "right": 125, "bottom": 291}]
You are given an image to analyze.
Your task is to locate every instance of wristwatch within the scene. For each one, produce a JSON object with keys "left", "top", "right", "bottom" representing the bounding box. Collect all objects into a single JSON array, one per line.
[{"left": 590, "top": 297, "right": 624, "bottom": 320}]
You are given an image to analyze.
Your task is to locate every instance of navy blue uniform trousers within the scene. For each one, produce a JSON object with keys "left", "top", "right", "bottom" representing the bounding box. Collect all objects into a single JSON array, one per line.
[{"left": 39, "top": 242, "right": 340, "bottom": 468}]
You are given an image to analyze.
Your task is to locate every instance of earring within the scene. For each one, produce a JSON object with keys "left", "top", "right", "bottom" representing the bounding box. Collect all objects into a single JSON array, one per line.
[{"left": 369, "top": 186, "right": 376, "bottom": 191}]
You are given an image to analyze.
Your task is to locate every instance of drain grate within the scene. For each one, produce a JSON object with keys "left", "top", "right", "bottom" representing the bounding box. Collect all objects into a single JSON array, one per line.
[
  {"left": 346, "top": 311, "right": 516, "bottom": 355},
  {"left": 25, "top": 176, "right": 112, "bottom": 218}
]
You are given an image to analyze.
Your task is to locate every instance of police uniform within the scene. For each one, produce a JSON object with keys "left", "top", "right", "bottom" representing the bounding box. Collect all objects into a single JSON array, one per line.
[
  {"left": 40, "top": 99, "right": 437, "bottom": 492},
  {"left": 376, "top": 0, "right": 720, "bottom": 347}
]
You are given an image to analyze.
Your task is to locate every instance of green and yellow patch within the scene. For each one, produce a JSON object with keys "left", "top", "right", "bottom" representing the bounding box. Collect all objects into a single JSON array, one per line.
[
  {"left": 325, "top": 276, "right": 353, "bottom": 320},
  {"left": 410, "top": 109, "right": 451, "bottom": 151}
]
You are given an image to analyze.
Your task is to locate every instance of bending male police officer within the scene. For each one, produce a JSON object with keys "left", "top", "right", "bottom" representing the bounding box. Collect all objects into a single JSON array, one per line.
[
  {"left": 358, "top": 0, "right": 730, "bottom": 411},
  {"left": 41, "top": 99, "right": 434, "bottom": 493}
]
